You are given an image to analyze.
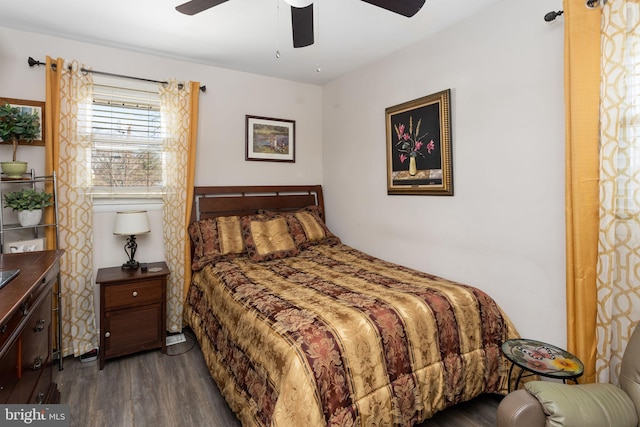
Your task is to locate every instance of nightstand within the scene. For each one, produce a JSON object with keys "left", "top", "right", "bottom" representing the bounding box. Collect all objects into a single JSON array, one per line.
[{"left": 96, "top": 262, "right": 170, "bottom": 370}]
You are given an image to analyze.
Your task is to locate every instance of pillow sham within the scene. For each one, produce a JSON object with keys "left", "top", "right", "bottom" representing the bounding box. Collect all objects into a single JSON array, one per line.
[
  {"left": 241, "top": 215, "right": 299, "bottom": 262},
  {"left": 189, "top": 215, "right": 246, "bottom": 270},
  {"left": 260, "top": 206, "right": 341, "bottom": 248},
  {"left": 260, "top": 204, "right": 326, "bottom": 220}
]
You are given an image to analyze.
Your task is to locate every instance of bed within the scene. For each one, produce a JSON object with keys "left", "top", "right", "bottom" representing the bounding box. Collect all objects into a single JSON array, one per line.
[{"left": 184, "top": 185, "right": 519, "bottom": 426}]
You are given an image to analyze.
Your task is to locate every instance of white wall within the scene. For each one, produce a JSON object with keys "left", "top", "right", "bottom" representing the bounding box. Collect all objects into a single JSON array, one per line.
[
  {"left": 0, "top": 26, "right": 323, "bottom": 311},
  {"left": 323, "top": 0, "right": 567, "bottom": 346}
]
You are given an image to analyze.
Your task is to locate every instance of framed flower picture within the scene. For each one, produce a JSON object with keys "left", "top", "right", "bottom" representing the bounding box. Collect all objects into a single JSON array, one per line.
[
  {"left": 246, "top": 115, "right": 295, "bottom": 162},
  {"left": 385, "top": 90, "right": 453, "bottom": 195}
]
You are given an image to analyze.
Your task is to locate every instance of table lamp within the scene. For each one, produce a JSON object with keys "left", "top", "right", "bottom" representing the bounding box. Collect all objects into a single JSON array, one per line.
[{"left": 113, "top": 210, "right": 150, "bottom": 269}]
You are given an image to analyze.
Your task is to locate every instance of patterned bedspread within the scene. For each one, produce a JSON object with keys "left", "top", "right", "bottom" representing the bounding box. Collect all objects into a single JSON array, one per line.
[{"left": 184, "top": 243, "right": 518, "bottom": 426}]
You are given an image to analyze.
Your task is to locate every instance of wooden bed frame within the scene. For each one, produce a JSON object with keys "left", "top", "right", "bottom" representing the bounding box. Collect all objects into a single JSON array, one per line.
[{"left": 190, "top": 185, "right": 325, "bottom": 223}]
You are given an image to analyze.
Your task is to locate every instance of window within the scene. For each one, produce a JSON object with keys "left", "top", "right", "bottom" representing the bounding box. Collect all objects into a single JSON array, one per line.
[
  {"left": 90, "top": 76, "right": 164, "bottom": 199},
  {"left": 616, "top": 3, "right": 640, "bottom": 218}
]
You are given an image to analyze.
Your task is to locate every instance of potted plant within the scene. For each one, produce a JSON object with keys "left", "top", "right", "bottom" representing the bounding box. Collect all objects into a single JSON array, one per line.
[
  {"left": 0, "top": 103, "right": 41, "bottom": 178},
  {"left": 3, "top": 188, "right": 53, "bottom": 227}
]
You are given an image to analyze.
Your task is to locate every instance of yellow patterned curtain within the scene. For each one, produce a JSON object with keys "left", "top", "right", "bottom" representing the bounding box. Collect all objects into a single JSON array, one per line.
[
  {"left": 159, "top": 80, "right": 199, "bottom": 333},
  {"left": 564, "top": 0, "right": 601, "bottom": 384},
  {"left": 45, "top": 58, "right": 99, "bottom": 357},
  {"left": 596, "top": 0, "right": 640, "bottom": 383}
]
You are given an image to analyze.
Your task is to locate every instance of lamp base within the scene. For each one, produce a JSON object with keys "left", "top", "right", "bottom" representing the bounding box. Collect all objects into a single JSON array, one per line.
[
  {"left": 121, "top": 235, "right": 140, "bottom": 269},
  {"left": 121, "top": 260, "right": 140, "bottom": 270}
]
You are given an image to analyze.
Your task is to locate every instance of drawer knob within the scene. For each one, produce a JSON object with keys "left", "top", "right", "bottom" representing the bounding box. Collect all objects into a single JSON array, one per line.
[
  {"left": 34, "top": 319, "right": 45, "bottom": 332},
  {"left": 36, "top": 391, "right": 45, "bottom": 404},
  {"left": 20, "top": 302, "right": 30, "bottom": 316},
  {"left": 132, "top": 291, "right": 138, "bottom": 297},
  {"left": 33, "top": 356, "right": 43, "bottom": 371},
  {"left": 0, "top": 324, "right": 7, "bottom": 334},
  {"left": 105, "top": 331, "right": 111, "bottom": 338}
]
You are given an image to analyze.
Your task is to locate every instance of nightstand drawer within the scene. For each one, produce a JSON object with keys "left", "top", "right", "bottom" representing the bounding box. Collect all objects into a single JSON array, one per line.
[{"left": 104, "top": 278, "right": 162, "bottom": 309}]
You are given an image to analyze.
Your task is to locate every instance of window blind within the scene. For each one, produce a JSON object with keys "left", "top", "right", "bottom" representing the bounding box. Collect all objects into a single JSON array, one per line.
[{"left": 90, "top": 77, "right": 164, "bottom": 199}]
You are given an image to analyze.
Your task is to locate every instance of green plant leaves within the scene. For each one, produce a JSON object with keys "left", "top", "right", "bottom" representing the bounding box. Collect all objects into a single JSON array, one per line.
[
  {"left": 3, "top": 189, "right": 53, "bottom": 211},
  {"left": 0, "top": 103, "right": 41, "bottom": 143}
]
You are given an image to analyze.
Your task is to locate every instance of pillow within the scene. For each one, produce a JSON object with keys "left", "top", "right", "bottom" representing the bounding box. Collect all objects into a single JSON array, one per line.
[
  {"left": 241, "top": 215, "right": 299, "bottom": 262},
  {"left": 189, "top": 216, "right": 246, "bottom": 270},
  {"left": 260, "top": 204, "right": 326, "bottom": 220},
  {"left": 260, "top": 206, "right": 341, "bottom": 248}
]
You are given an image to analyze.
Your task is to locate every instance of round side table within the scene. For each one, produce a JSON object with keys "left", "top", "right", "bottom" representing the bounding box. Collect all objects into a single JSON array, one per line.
[{"left": 502, "top": 338, "right": 584, "bottom": 392}]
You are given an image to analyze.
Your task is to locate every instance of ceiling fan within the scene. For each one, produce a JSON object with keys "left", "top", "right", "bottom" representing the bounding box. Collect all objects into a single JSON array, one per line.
[{"left": 175, "top": 0, "right": 426, "bottom": 48}]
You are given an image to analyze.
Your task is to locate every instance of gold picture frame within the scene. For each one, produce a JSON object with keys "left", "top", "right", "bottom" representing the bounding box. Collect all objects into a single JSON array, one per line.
[
  {"left": 386, "top": 89, "right": 453, "bottom": 195},
  {"left": 0, "top": 97, "right": 45, "bottom": 146}
]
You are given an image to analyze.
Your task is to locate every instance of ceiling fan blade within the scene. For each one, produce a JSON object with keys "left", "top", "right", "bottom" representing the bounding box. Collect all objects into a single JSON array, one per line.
[
  {"left": 291, "top": 5, "right": 314, "bottom": 48},
  {"left": 175, "top": 0, "right": 229, "bottom": 16},
  {"left": 360, "top": 0, "right": 425, "bottom": 17}
]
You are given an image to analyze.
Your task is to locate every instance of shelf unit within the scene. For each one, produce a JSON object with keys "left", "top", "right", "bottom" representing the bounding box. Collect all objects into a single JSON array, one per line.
[{"left": 0, "top": 169, "right": 63, "bottom": 370}]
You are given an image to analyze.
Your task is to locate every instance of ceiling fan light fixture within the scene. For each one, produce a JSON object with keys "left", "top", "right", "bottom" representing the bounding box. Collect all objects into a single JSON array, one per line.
[
  {"left": 283, "top": 0, "right": 313, "bottom": 8},
  {"left": 177, "top": 0, "right": 426, "bottom": 50}
]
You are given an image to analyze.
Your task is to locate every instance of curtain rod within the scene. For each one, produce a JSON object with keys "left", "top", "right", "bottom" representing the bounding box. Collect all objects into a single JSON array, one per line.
[
  {"left": 544, "top": 0, "right": 604, "bottom": 22},
  {"left": 28, "top": 57, "right": 206, "bottom": 93}
]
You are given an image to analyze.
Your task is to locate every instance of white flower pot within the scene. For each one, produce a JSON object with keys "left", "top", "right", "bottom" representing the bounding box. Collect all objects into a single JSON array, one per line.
[{"left": 18, "top": 209, "right": 43, "bottom": 227}]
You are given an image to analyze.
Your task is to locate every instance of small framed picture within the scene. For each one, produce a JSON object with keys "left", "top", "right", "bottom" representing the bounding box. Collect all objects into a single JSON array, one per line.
[
  {"left": 4, "top": 238, "right": 46, "bottom": 254},
  {"left": 0, "top": 98, "right": 45, "bottom": 146},
  {"left": 246, "top": 115, "right": 295, "bottom": 162}
]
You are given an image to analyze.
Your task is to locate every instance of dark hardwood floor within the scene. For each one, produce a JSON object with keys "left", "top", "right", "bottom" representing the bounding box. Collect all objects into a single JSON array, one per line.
[{"left": 55, "top": 331, "right": 502, "bottom": 427}]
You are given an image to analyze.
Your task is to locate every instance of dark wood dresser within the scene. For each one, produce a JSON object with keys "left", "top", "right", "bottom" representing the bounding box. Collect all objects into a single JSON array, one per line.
[
  {"left": 97, "top": 262, "right": 169, "bottom": 370},
  {"left": 0, "top": 250, "right": 63, "bottom": 404}
]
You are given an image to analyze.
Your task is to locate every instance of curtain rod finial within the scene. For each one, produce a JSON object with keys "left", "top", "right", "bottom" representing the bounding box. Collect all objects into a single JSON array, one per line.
[
  {"left": 544, "top": 10, "right": 563, "bottom": 22},
  {"left": 27, "top": 57, "right": 41, "bottom": 67}
]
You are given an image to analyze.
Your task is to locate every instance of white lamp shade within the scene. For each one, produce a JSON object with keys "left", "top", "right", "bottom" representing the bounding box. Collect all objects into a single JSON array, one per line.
[
  {"left": 283, "top": 0, "right": 313, "bottom": 7},
  {"left": 113, "top": 211, "right": 150, "bottom": 236}
]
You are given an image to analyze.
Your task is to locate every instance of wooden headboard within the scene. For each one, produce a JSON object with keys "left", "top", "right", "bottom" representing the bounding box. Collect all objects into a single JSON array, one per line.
[{"left": 190, "top": 185, "right": 325, "bottom": 224}]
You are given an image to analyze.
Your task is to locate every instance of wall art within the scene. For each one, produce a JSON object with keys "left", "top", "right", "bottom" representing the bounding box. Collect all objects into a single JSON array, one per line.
[
  {"left": 386, "top": 89, "right": 453, "bottom": 195},
  {"left": 0, "top": 97, "right": 45, "bottom": 146},
  {"left": 246, "top": 115, "right": 295, "bottom": 162}
]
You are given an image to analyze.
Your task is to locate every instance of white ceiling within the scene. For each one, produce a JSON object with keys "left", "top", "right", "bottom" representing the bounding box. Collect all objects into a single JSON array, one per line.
[{"left": 0, "top": 0, "right": 503, "bottom": 85}]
